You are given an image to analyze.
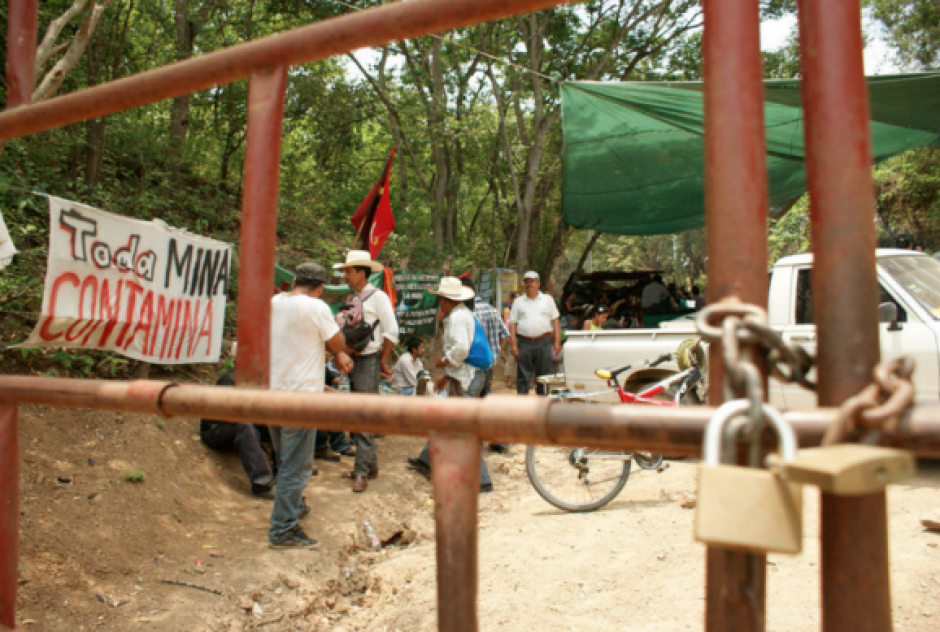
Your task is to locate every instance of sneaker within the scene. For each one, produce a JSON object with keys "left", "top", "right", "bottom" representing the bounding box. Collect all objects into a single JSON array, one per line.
[
  {"left": 314, "top": 449, "right": 341, "bottom": 463},
  {"left": 488, "top": 444, "right": 509, "bottom": 454},
  {"left": 407, "top": 458, "right": 431, "bottom": 480},
  {"left": 480, "top": 483, "right": 494, "bottom": 494},
  {"left": 251, "top": 483, "right": 275, "bottom": 498},
  {"left": 300, "top": 496, "right": 311, "bottom": 519},
  {"left": 269, "top": 526, "right": 319, "bottom": 550}
]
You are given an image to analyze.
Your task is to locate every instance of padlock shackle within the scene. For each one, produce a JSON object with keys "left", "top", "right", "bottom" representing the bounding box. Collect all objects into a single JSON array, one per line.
[{"left": 704, "top": 400, "right": 797, "bottom": 466}]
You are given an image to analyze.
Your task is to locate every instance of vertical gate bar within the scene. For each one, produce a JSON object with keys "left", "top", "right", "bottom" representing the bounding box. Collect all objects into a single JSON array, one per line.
[
  {"left": 0, "top": 405, "right": 19, "bottom": 630},
  {"left": 795, "top": 2, "right": 889, "bottom": 631},
  {"left": 235, "top": 67, "right": 288, "bottom": 388},
  {"left": 429, "top": 433, "right": 480, "bottom": 632},
  {"left": 5, "top": 0, "right": 38, "bottom": 108},
  {"left": 702, "top": 0, "right": 770, "bottom": 630}
]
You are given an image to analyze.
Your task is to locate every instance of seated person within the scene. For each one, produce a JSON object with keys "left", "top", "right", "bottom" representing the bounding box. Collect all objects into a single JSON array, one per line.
[
  {"left": 390, "top": 337, "right": 426, "bottom": 395},
  {"left": 582, "top": 304, "right": 611, "bottom": 330},
  {"left": 315, "top": 361, "right": 355, "bottom": 460},
  {"left": 691, "top": 286, "right": 706, "bottom": 310},
  {"left": 642, "top": 275, "right": 675, "bottom": 315},
  {"left": 200, "top": 369, "right": 277, "bottom": 496}
]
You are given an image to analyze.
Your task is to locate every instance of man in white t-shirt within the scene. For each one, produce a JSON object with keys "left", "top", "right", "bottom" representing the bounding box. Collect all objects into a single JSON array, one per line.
[
  {"left": 509, "top": 271, "right": 561, "bottom": 395},
  {"left": 641, "top": 275, "right": 671, "bottom": 314},
  {"left": 268, "top": 263, "right": 353, "bottom": 549}
]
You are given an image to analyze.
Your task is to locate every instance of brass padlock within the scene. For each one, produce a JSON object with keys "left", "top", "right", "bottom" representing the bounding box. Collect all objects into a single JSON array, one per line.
[
  {"left": 695, "top": 399, "right": 803, "bottom": 554},
  {"left": 783, "top": 444, "right": 915, "bottom": 495}
]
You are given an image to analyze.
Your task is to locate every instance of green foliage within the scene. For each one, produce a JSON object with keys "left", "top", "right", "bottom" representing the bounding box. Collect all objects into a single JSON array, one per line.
[
  {"left": 769, "top": 198, "right": 811, "bottom": 262},
  {"left": 122, "top": 471, "right": 146, "bottom": 483},
  {"left": 873, "top": 148, "right": 940, "bottom": 249},
  {"left": 51, "top": 352, "right": 96, "bottom": 376},
  {"left": 871, "top": 0, "right": 940, "bottom": 69},
  {"left": 2, "top": 0, "right": 935, "bottom": 369}
]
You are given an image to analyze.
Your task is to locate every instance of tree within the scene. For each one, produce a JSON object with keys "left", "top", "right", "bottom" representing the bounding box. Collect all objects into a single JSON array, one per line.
[
  {"left": 1, "top": 0, "right": 109, "bottom": 156},
  {"left": 871, "top": 0, "right": 940, "bottom": 69},
  {"left": 488, "top": 2, "right": 702, "bottom": 273}
]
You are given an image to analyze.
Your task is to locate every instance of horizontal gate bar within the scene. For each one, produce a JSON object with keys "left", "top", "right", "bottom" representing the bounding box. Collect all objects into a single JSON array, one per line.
[
  {"left": 2, "top": 377, "right": 940, "bottom": 455},
  {"left": 0, "top": 0, "right": 572, "bottom": 141}
]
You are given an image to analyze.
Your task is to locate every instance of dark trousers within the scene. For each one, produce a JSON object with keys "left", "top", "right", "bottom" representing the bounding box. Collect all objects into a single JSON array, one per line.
[
  {"left": 416, "top": 375, "right": 492, "bottom": 486},
  {"left": 349, "top": 353, "right": 380, "bottom": 476},
  {"left": 516, "top": 336, "right": 554, "bottom": 396},
  {"left": 315, "top": 431, "right": 352, "bottom": 453},
  {"left": 201, "top": 422, "right": 274, "bottom": 486}
]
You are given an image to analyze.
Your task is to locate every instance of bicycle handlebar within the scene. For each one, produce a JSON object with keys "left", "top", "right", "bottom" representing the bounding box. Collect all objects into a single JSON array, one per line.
[{"left": 648, "top": 353, "right": 673, "bottom": 368}]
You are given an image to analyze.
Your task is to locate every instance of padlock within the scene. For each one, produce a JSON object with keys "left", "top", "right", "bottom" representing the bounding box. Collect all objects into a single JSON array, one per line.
[
  {"left": 695, "top": 399, "right": 803, "bottom": 554},
  {"left": 782, "top": 444, "right": 915, "bottom": 495}
]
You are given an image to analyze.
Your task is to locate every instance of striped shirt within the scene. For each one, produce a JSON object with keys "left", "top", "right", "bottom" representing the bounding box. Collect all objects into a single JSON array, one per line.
[{"left": 473, "top": 297, "right": 509, "bottom": 359}]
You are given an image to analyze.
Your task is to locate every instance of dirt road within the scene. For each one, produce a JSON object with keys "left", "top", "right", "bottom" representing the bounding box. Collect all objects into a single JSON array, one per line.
[
  {"left": 13, "top": 402, "right": 940, "bottom": 631},
  {"left": 344, "top": 450, "right": 940, "bottom": 632}
]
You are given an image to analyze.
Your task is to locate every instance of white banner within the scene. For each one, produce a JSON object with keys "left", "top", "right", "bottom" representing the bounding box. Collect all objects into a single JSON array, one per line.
[
  {"left": 0, "top": 209, "right": 16, "bottom": 271},
  {"left": 23, "top": 196, "right": 231, "bottom": 364}
]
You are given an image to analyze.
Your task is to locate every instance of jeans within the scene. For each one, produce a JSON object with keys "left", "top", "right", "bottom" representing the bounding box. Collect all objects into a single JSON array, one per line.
[
  {"left": 397, "top": 387, "right": 416, "bottom": 396},
  {"left": 201, "top": 422, "right": 274, "bottom": 486},
  {"left": 315, "top": 431, "right": 352, "bottom": 453},
  {"left": 268, "top": 427, "right": 317, "bottom": 542},
  {"left": 480, "top": 368, "right": 509, "bottom": 450},
  {"left": 481, "top": 368, "right": 494, "bottom": 396},
  {"left": 350, "top": 353, "right": 380, "bottom": 476},
  {"left": 416, "top": 369, "right": 492, "bottom": 486},
  {"left": 516, "top": 336, "right": 553, "bottom": 396}
]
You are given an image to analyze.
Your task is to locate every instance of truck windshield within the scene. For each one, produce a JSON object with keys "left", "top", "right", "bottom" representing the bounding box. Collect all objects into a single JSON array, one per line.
[{"left": 879, "top": 255, "right": 940, "bottom": 320}]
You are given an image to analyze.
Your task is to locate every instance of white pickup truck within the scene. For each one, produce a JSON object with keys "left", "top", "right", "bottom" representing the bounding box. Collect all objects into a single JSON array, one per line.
[{"left": 561, "top": 250, "right": 940, "bottom": 409}]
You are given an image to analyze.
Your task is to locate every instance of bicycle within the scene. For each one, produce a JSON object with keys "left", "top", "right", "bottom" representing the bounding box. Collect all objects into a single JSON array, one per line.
[{"left": 526, "top": 344, "right": 706, "bottom": 512}]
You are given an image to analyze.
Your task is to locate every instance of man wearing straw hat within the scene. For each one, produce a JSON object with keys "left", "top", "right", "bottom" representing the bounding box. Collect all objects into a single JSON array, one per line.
[
  {"left": 405, "top": 277, "right": 494, "bottom": 492},
  {"left": 334, "top": 250, "right": 400, "bottom": 493}
]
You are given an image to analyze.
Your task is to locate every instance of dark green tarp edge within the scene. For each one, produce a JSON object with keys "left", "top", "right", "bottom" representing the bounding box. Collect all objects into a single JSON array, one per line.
[{"left": 561, "top": 73, "right": 940, "bottom": 236}]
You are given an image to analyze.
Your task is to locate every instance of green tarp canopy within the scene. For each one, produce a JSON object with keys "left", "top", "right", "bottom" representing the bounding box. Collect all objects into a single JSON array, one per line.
[
  {"left": 274, "top": 265, "right": 383, "bottom": 315},
  {"left": 561, "top": 73, "right": 940, "bottom": 235}
]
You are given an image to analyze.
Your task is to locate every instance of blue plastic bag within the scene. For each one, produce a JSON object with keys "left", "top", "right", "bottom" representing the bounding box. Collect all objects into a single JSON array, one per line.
[{"left": 465, "top": 317, "right": 494, "bottom": 370}]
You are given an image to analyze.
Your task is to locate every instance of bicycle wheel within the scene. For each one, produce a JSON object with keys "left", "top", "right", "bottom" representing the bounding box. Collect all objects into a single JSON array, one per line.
[
  {"left": 525, "top": 445, "right": 632, "bottom": 512},
  {"left": 633, "top": 452, "right": 664, "bottom": 470}
]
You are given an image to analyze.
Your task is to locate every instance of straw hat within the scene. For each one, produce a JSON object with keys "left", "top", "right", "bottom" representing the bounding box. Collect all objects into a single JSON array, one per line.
[
  {"left": 430, "top": 276, "right": 475, "bottom": 301},
  {"left": 333, "top": 250, "right": 384, "bottom": 273}
]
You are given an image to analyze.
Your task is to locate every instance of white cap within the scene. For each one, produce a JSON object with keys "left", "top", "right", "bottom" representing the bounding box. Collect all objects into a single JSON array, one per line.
[{"left": 523, "top": 271, "right": 539, "bottom": 280}]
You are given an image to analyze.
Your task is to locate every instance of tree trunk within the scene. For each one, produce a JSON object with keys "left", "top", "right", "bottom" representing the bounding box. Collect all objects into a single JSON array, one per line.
[
  {"left": 85, "top": 118, "right": 107, "bottom": 189},
  {"left": 84, "top": 24, "right": 105, "bottom": 190},
  {"left": 539, "top": 219, "right": 571, "bottom": 286},
  {"left": 573, "top": 231, "right": 602, "bottom": 276},
  {"left": 169, "top": 0, "right": 194, "bottom": 168}
]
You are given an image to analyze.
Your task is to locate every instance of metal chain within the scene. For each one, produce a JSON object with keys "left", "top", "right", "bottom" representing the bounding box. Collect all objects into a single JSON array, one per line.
[
  {"left": 698, "top": 298, "right": 916, "bottom": 448},
  {"left": 822, "top": 358, "right": 916, "bottom": 445},
  {"left": 697, "top": 301, "right": 770, "bottom": 465}
]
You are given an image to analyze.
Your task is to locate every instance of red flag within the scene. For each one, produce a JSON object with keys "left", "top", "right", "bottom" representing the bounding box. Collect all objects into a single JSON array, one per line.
[{"left": 351, "top": 148, "right": 396, "bottom": 258}]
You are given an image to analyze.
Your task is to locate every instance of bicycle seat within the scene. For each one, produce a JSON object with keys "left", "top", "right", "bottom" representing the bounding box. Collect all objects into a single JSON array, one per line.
[{"left": 595, "top": 363, "right": 632, "bottom": 380}]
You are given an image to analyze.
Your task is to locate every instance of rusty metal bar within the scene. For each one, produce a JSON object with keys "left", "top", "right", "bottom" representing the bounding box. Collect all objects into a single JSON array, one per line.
[
  {"left": 4, "top": 377, "right": 940, "bottom": 455},
  {"left": 0, "top": 405, "right": 19, "bottom": 630},
  {"left": 795, "top": 1, "right": 890, "bottom": 630},
  {"left": 702, "top": 0, "right": 770, "bottom": 629},
  {"left": 429, "top": 433, "right": 480, "bottom": 632},
  {"left": 0, "top": 0, "right": 575, "bottom": 141},
  {"left": 5, "top": 0, "right": 38, "bottom": 108},
  {"left": 235, "top": 67, "right": 287, "bottom": 388}
]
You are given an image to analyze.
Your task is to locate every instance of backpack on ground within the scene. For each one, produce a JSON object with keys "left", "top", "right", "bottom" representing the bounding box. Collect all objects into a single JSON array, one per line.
[
  {"left": 465, "top": 317, "right": 494, "bottom": 371},
  {"left": 336, "top": 288, "right": 378, "bottom": 353}
]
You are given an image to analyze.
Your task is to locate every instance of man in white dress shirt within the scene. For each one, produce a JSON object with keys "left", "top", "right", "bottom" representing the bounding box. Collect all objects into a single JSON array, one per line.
[{"left": 509, "top": 271, "right": 561, "bottom": 396}]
